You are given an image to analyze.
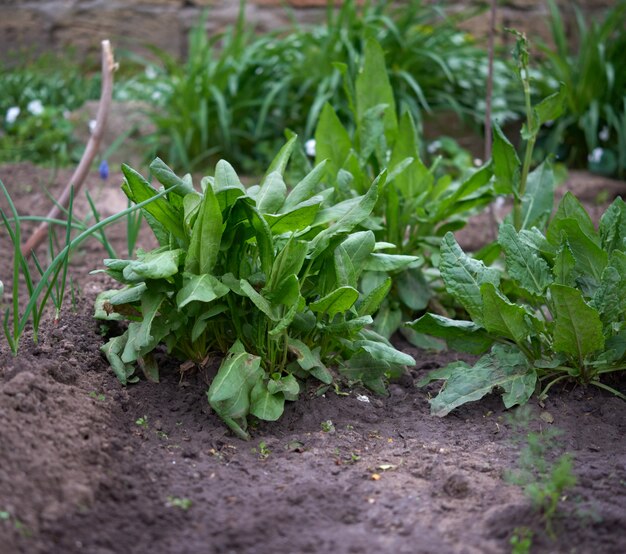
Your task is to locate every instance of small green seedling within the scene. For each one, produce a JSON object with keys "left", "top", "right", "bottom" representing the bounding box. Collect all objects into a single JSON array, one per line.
[
  {"left": 252, "top": 441, "right": 270, "bottom": 459},
  {"left": 510, "top": 527, "right": 533, "bottom": 554},
  {"left": 321, "top": 420, "right": 335, "bottom": 433},
  {"left": 166, "top": 496, "right": 192, "bottom": 511},
  {"left": 135, "top": 416, "right": 148, "bottom": 427},
  {"left": 88, "top": 391, "right": 105, "bottom": 401}
]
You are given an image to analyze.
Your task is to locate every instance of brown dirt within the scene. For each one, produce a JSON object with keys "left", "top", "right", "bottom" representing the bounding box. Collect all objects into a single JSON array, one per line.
[{"left": 0, "top": 163, "right": 625, "bottom": 554}]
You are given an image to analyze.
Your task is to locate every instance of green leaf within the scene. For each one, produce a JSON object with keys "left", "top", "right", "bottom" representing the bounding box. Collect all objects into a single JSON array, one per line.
[
  {"left": 480, "top": 283, "right": 535, "bottom": 346},
  {"left": 550, "top": 284, "right": 605, "bottom": 364},
  {"left": 250, "top": 381, "right": 285, "bottom": 421},
  {"left": 548, "top": 192, "right": 596, "bottom": 242},
  {"left": 214, "top": 159, "right": 245, "bottom": 193},
  {"left": 207, "top": 341, "right": 263, "bottom": 440},
  {"left": 267, "top": 374, "right": 300, "bottom": 398},
  {"left": 101, "top": 333, "right": 135, "bottom": 385},
  {"left": 396, "top": 267, "right": 430, "bottom": 311},
  {"left": 185, "top": 182, "right": 223, "bottom": 275},
  {"left": 599, "top": 197, "right": 626, "bottom": 254},
  {"left": 240, "top": 279, "right": 279, "bottom": 321},
  {"left": 265, "top": 196, "right": 322, "bottom": 233},
  {"left": 363, "top": 253, "right": 419, "bottom": 272},
  {"left": 149, "top": 158, "right": 195, "bottom": 196},
  {"left": 498, "top": 224, "right": 552, "bottom": 296},
  {"left": 408, "top": 313, "right": 493, "bottom": 355},
  {"left": 136, "top": 291, "right": 165, "bottom": 351},
  {"left": 287, "top": 338, "right": 331, "bottom": 383},
  {"left": 123, "top": 249, "right": 183, "bottom": 281},
  {"left": 121, "top": 164, "right": 185, "bottom": 241},
  {"left": 267, "top": 238, "right": 307, "bottom": 292},
  {"left": 242, "top": 203, "right": 274, "bottom": 277},
  {"left": 439, "top": 232, "right": 501, "bottom": 325},
  {"left": 428, "top": 345, "right": 535, "bottom": 416},
  {"left": 373, "top": 304, "right": 403, "bottom": 339},
  {"left": 176, "top": 274, "right": 229, "bottom": 308},
  {"left": 533, "top": 84, "right": 566, "bottom": 129},
  {"left": 492, "top": 123, "right": 520, "bottom": 195},
  {"left": 357, "top": 277, "right": 391, "bottom": 317},
  {"left": 354, "top": 339, "right": 415, "bottom": 366},
  {"left": 309, "top": 178, "right": 380, "bottom": 258},
  {"left": 553, "top": 238, "right": 577, "bottom": 286},
  {"left": 310, "top": 286, "right": 359, "bottom": 319},
  {"left": 592, "top": 265, "right": 625, "bottom": 328},
  {"left": 256, "top": 171, "right": 287, "bottom": 214},
  {"left": 334, "top": 231, "right": 376, "bottom": 287},
  {"left": 283, "top": 160, "right": 329, "bottom": 211},
  {"left": 356, "top": 37, "right": 397, "bottom": 140},
  {"left": 520, "top": 161, "right": 555, "bottom": 230},
  {"left": 262, "top": 135, "right": 297, "bottom": 182},
  {"left": 314, "top": 103, "right": 352, "bottom": 176}
]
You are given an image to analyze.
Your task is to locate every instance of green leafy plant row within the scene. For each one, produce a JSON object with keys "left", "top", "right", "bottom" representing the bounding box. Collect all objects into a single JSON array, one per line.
[
  {"left": 96, "top": 140, "right": 415, "bottom": 439},
  {"left": 411, "top": 192, "right": 626, "bottom": 415}
]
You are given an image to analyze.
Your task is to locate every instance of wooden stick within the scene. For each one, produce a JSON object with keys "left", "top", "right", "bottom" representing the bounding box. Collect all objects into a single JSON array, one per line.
[{"left": 21, "top": 40, "right": 117, "bottom": 257}]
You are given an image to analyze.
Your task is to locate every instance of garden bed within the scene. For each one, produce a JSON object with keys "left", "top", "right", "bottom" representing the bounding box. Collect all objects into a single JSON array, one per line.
[{"left": 1, "top": 163, "right": 625, "bottom": 554}]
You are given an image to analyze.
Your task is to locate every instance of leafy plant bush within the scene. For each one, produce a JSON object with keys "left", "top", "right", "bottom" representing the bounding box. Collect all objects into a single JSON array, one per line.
[
  {"left": 534, "top": 0, "right": 626, "bottom": 177},
  {"left": 411, "top": 192, "right": 626, "bottom": 415},
  {"left": 0, "top": 54, "right": 101, "bottom": 166},
  {"left": 311, "top": 37, "right": 497, "bottom": 342},
  {"left": 96, "top": 140, "right": 415, "bottom": 439},
  {"left": 143, "top": 0, "right": 519, "bottom": 173}
]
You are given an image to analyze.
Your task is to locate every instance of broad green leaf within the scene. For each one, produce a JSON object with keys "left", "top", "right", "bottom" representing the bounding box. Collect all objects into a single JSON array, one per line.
[
  {"left": 121, "top": 164, "right": 185, "bottom": 241},
  {"left": 548, "top": 218, "right": 607, "bottom": 282},
  {"left": 397, "top": 267, "right": 430, "bottom": 311},
  {"left": 356, "top": 37, "right": 398, "bottom": 140},
  {"left": 363, "top": 253, "right": 419, "bottom": 272},
  {"left": 283, "top": 160, "right": 329, "bottom": 211},
  {"left": 599, "top": 197, "right": 626, "bottom": 254},
  {"left": 267, "top": 238, "right": 307, "bottom": 292},
  {"left": 250, "top": 381, "right": 284, "bottom": 421},
  {"left": 498, "top": 224, "right": 552, "bottom": 296},
  {"left": 429, "top": 345, "right": 535, "bottom": 416},
  {"left": 354, "top": 339, "right": 415, "bottom": 366},
  {"left": 265, "top": 196, "right": 322, "bottom": 233},
  {"left": 138, "top": 352, "right": 159, "bottom": 383},
  {"left": 242, "top": 203, "right": 274, "bottom": 277},
  {"left": 214, "top": 159, "right": 245, "bottom": 193},
  {"left": 373, "top": 304, "right": 403, "bottom": 339},
  {"left": 182, "top": 192, "right": 202, "bottom": 232},
  {"left": 341, "top": 352, "right": 390, "bottom": 387},
  {"left": 149, "top": 158, "right": 195, "bottom": 196},
  {"left": 310, "top": 286, "right": 359, "bottom": 319},
  {"left": 492, "top": 123, "right": 520, "bottom": 195},
  {"left": 266, "top": 274, "right": 300, "bottom": 308},
  {"left": 553, "top": 238, "right": 577, "bottom": 286},
  {"left": 548, "top": 192, "right": 596, "bottom": 242},
  {"left": 121, "top": 322, "right": 142, "bottom": 364},
  {"left": 136, "top": 291, "right": 165, "bottom": 351},
  {"left": 94, "top": 290, "right": 126, "bottom": 321},
  {"left": 256, "top": 171, "right": 287, "bottom": 214},
  {"left": 267, "top": 374, "right": 300, "bottom": 399},
  {"left": 309, "top": 178, "right": 380, "bottom": 258},
  {"left": 191, "top": 303, "right": 228, "bottom": 342},
  {"left": 185, "top": 182, "right": 222, "bottom": 275},
  {"left": 481, "top": 283, "right": 535, "bottom": 346},
  {"left": 357, "top": 277, "right": 391, "bottom": 317},
  {"left": 520, "top": 161, "right": 555, "bottom": 230},
  {"left": 408, "top": 313, "right": 493, "bottom": 355},
  {"left": 314, "top": 103, "right": 352, "bottom": 176},
  {"left": 334, "top": 231, "right": 376, "bottom": 287},
  {"left": 287, "top": 338, "right": 331, "bottom": 383},
  {"left": 240, "top": 279, "right": 279, "bottom": 321},
  {"left": 176, "top": 274, "right": 229, "bottom": 308},
  {"left": 108, "top": 283, "right": 147, "bottom": 306},
  {"left": 592, "top": 265, "right": 625, "bottom": 328},
  {"left": 101, "top": 333, "right": 135, "bottom": 385},
  {"left": 550, "top": 284, "right": 605, "bottom": 364},
  {"left": 123, "top": 249, "right": 183, "bottom": 282},
  {"left": 534, "top": 84, "right": 566, "bottom": 130},
  {"left": 326, "top": 315, "right": 373, "bottom": 335},
  {"left": 435, "top": 162, "right": 493, "bottom": 219},
  {"left": 262, "top": 135, "right": 297, "bottom": 183},
  {"left": 439, "top": 232, "right": 501, "bottom": 325},
  {"left": 207, "top": 342, "right": 263, "bottom": 440}
]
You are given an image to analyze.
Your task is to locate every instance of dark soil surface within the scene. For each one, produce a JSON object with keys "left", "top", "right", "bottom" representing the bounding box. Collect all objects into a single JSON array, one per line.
[{"left": 1, "top": 163, "right": 625, "bottom": 554}]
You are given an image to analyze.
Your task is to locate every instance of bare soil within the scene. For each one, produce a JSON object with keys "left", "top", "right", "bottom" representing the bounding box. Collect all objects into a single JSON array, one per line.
[{"left": 0, "top": 163, "right": 625, "bottom": 554}]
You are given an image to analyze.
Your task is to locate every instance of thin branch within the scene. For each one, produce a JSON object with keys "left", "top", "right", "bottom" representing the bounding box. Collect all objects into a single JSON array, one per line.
[{"left": 22, "top": 40, "right": 117, "bottom": 257}]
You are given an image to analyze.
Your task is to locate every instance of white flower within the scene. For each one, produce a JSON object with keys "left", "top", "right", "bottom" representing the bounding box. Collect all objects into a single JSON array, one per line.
[
  {"left": 473, "top": 158, "right": 483, "bottom": 167},
  {"left": 145, "top": 65, "right": 157, "bottom": 80},
  {"left": 599, "top": 126, "right": 609, "bottom": 142},
  {"left": 5, "top": 106, "right": 20, "bottom": 124},
  {"left": 27, "top": 99, "right": 44, "bottom": 116},
  {"left": 356, "top": 394, "right": 370, "bottom": 403},
  {"left": 305, "top": 138, "right": 316, "bottom": 157},
  {"left": 427, "top": 140, "right": 441, "bottom": 154},
  {"left": 588, "top": 147, "right": 604, "bottom": 164},
  {"left": 88, "top": 119, "right": 97, "bottom": 134}
]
